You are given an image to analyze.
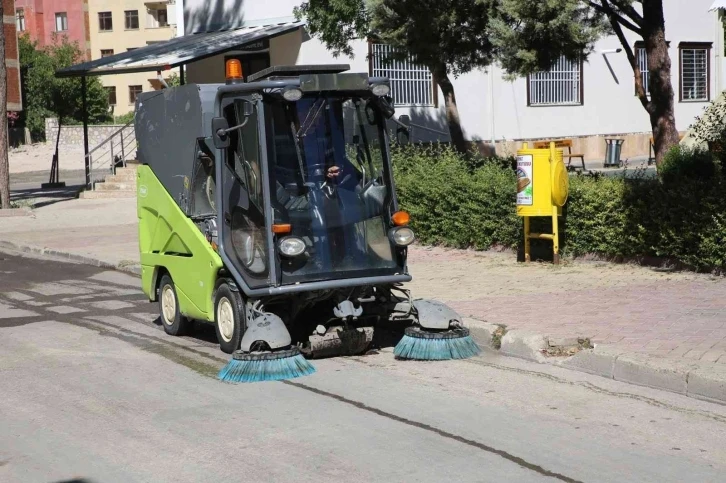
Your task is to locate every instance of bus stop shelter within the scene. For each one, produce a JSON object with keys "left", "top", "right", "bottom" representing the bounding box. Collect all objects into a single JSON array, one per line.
[{"left": 54, "top": 21, "right": 304, "bottom": 187}]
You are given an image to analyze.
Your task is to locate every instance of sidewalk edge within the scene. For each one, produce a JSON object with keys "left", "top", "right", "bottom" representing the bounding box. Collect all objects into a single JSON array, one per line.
[
  {"left": 0, "top": 240, "right": 141, "bottom": 276},
  {"left": 468, "top": 324, "right": 726, "bottom": 405}
]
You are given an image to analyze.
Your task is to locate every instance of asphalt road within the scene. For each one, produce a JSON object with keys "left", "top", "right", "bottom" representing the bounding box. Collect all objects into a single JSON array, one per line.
[{"left": 1, "top": 249, "right": 725, "bottom": 483}]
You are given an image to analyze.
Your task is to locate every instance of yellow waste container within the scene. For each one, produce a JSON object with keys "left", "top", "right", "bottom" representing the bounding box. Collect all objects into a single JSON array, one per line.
[
  {"left": 516, "top": 143, "right": 568, "bottom": 216},
  {"left": 516, "top": 142, "right": 569, "bottom": 264}
]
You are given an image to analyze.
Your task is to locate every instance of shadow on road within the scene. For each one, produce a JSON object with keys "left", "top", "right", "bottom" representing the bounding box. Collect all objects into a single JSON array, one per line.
[
  {"left": 151, "top": 315, "right": 406, "bottom": 352},
  {"left": 10, "top": 185, "right": 83, "bottom": 209}
]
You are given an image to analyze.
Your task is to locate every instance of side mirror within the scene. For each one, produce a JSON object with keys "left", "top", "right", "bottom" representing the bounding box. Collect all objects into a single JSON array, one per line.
[
  {"left": 377, "top": 96, "right": 396, "bottom": 119},
  {"left": 212, "top": 117, "right": 230, "bottom": 149},
  {"left": 396, "top": 115, "right": 411, "bottom": 146}
]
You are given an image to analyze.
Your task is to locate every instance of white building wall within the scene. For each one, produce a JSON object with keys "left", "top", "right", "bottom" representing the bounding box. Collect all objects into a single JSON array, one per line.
[
  {"left": 474, "top": 0, "right": 719, "bottom": 144},
  {"left": 179, "top": 0, "right": 723, "bottom": 150}
]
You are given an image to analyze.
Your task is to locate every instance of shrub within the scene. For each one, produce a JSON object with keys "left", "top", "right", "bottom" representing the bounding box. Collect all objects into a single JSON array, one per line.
[
  {"left": 392, "top": 144, "right": 726, "bottom": 272},
  {"left": 658, "top": 144, "right": 720, "bottom": 184},
  {"left": 113, "top": 112, "right": 136, "bottom": 125},
  {"left": 392, "top": 144, "right": 520, "bottom": 249}
]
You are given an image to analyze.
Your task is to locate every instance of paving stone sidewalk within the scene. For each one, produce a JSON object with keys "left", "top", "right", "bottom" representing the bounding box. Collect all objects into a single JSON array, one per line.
[
  {"left": 2, "top": 198, "right": 726, "bottom": 366},
  {"left": 406, "top": 248, "right": 726, "bottom": 365}
]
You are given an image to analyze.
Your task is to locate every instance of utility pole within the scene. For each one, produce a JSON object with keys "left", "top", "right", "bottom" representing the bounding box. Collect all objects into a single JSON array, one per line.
[{"left": 0, "top": 2, "right": 9, "bottom": 209}]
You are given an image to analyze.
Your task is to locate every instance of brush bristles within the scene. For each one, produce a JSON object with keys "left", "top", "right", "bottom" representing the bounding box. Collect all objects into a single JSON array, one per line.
[
  {"left": 394, "top": 334, "right": 481, "bottom": 361},
  {"left": 218, "top": 353, "right": 316, "bottom": 383}
]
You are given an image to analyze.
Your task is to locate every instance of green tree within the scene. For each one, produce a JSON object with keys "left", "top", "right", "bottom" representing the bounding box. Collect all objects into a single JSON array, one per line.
[
  {"left": 19, "top": 34, "right": 110, "bottom": 141},
  {"left": 297, "top": 1, "right": 680, "bottom": 166},
  {"left": 166, "top": 72, "right": 182, "bottom": 88},
  {"left": 491, "top": 0, "right": 680, "bottom": 166},
  {"left": 295, "top": 0, "right": 494, "bottom": 154}
]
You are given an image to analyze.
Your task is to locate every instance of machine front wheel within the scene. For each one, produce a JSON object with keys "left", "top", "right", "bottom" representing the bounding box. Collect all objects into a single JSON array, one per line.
[
  {"left": 214, "top": 284, "right": 245, "bottom": 354},
  {"left": 158, "top": 274, "right": 190, "bottom": 336}
]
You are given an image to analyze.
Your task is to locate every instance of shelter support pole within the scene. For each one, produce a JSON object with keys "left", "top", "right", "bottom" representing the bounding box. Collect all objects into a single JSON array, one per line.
[
  {"left": 82, "top": 76, "right": 90, "bottom": 188},
  {"left": 523, "top": 216, "right": 531, "bottom": 263},
  {"left": 180, "top": 64, "right": 185, "bottom": 85},
  {"left": 551, "top": 206, "right": 560, "bottom": 265},
  {"left": 550, "top": 142, "right": 560, "bottom": 266}
]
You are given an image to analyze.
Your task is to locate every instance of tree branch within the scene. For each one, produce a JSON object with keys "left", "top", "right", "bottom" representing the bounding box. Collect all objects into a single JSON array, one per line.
[
  {"left": 587, "top": 1, "right": 643, "bottom": 35},
  {"left": 606, "top": 8, "right": 652, "bottom": 113},
  {"left": 609, "top": 0, "right": 644, "bottom": 26}
]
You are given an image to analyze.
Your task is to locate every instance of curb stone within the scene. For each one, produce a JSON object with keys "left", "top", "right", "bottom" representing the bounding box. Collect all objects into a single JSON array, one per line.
[
  {"left": 467, "top": 321, "right": 726, "bottom": 404},
  {"left": 611, "top": 351, "right": 697, "bottom": 395},
  {"left": 462, "top": 317, "right": 500, "bottom": 349},
  {"left": 499, "top": 330, "right": 549, "bottom": 363},
  {"left": 560, "top": 345, "right": 628, "bottom": 378},
  {"left": 2, "top": 241, "right": 725, "bottom": 404},
  {"left": 0, "top": 240, "right": 142, "bottom": 276},
  {"left": 0, "top": 207, "right": 34, "bottom": 217},
  {"left": 687, "top": 364, "right": 726, "bottom": 404}
]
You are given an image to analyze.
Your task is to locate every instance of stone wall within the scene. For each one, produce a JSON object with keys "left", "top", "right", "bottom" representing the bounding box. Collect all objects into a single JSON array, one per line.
[
  {"left": 473, "top": 131, "right": 678, "bottom": 163},
  {"left": 45, "top": 118, "right": 135, "bottom": 148}
]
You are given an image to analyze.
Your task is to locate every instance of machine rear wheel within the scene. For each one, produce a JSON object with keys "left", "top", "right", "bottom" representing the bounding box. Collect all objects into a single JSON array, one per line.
[
  {"left": 215, "top": 283, "right": 245, "bottom": 354},
  {"left": 158, "top": 274, "right": 190, "bottom": 336}
]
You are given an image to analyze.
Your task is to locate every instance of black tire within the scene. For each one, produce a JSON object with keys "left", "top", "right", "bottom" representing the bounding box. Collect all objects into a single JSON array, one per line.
[
  {"left": 158, "top": 274, "right": 190, "bottom": 336},
  {"left": 214, "top": 283, "right": 245, "bottom": 354}
]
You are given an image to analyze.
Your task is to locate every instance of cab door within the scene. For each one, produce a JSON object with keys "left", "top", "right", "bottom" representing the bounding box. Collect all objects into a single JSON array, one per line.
[{"left": 218, "top": 97, "right": 271, "bottom": 289}]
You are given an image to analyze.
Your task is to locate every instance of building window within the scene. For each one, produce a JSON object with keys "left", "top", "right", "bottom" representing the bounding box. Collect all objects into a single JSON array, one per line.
[
  {"left": 635, "top": 45, "right": 650, "bottom": 95},
  {"left": 105, "top": 87, "right": 117, "bottom": 106},
  {"left": 125, "top": 10, "right": 139, "bottom": 30},
  {"left": 127, "top": 48, "right": 138, "bottom": 52},
  {"left": 680, "top": 42, "right": 711, "bottom": 102},
  {"left": 158, "top": 9, "right": 168, "bottom": 27},
  {"left": 370, "top": 43, "right": 435, "bottom": 107},
  {"left": 99, "top": 12, "right": 113, "bottom": 31},
  {"left": 527, "top": 56, "right": 582, "bottom": 106},
  {"left": 129, "top": 85, "right": 143, "bottom": 104},
  {"left": 55, "top": 12, "right": 68, "bottom": 32},
  {"left": 16, "top": 9, "right": 25, "bottom": 32},
  {"left": 148, "top": 8, "right": 169, "bottom": 28},
  {"left": 101, "top": 49, "right": 114, "bottom": 58}
]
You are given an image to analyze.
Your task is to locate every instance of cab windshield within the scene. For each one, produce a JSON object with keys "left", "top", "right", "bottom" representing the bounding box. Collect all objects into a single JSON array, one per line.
[{"left": 264, "top": 94, "right": 399, "bottom": 283}]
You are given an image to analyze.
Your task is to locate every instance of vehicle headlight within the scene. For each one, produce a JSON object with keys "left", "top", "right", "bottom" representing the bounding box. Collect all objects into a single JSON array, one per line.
[
  {"left": 371, "top": 83, "right": 391, "bottom": 97},
  {"left": 389, "top": 227, "right": 415, "bottom": 247},
  {"left": 282, "top": 87, "right": 303, "bottom": 102},
  {"left": 278, "top": 236, "right": 306, "bottom": 257}
]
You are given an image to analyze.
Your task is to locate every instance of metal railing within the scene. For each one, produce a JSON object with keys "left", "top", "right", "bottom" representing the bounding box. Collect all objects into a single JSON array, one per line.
[{"left": 86, "top": 117, "right": 137, "bottom": 189}]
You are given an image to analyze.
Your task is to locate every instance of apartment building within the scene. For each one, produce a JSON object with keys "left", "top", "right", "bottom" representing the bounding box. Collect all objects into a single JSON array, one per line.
[
  {"left": 15, "top": 0, "right": 90, "bottom": 59},
  {"left": 173, "top": 0, "right": 725, "bottom": 158},
  {"left": 88, "top": 0, "right": 177, "bottom": 116}
]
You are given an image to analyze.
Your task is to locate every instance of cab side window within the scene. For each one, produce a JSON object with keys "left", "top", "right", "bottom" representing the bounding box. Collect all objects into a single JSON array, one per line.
[
  {"left": 237, "top": 101, "right": 262, "bottom": 210},
  {"left": 222, "top": 102, "right": 247, "bottom": 190}
]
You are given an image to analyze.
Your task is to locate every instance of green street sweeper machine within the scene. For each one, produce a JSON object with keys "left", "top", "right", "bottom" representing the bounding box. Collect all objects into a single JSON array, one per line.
[{"left": 135, "top": 62, "right": 480, "bottom": 383}]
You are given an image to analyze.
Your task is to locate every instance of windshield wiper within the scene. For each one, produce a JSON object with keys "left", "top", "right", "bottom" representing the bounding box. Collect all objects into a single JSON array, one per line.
[
  {"left": 283, "top": 104, "right": 308, "bottom": 184},
  {"left": 290, "top": 120, "right": 307, "bottom": 184},
  {"left": 296, "top": 98, "right": 327, "bottom": 139}
]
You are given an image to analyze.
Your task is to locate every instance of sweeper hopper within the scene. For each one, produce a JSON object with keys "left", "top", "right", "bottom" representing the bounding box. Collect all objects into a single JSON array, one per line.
[{"left": 135, "top": 61, "right": 480, "bottom": 383}]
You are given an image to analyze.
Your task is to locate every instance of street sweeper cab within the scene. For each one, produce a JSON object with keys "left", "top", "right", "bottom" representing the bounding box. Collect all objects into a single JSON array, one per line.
[{"left": 135, "top": 61, "right": 480, "bottom": 383}]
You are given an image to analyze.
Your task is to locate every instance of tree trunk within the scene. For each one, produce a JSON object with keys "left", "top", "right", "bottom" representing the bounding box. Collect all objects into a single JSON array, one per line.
[
  {"left": 0, "top": 3, "right": 9, "bottom": 209},
  {"left": 643, "top": 2, "right": 679, "bottom": 166},
  {"left": 430, "top": 63, "right": 468, "bottom": 154},
  {"left": 608, "top": 0, "right": 679, "bottom": 166}
]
